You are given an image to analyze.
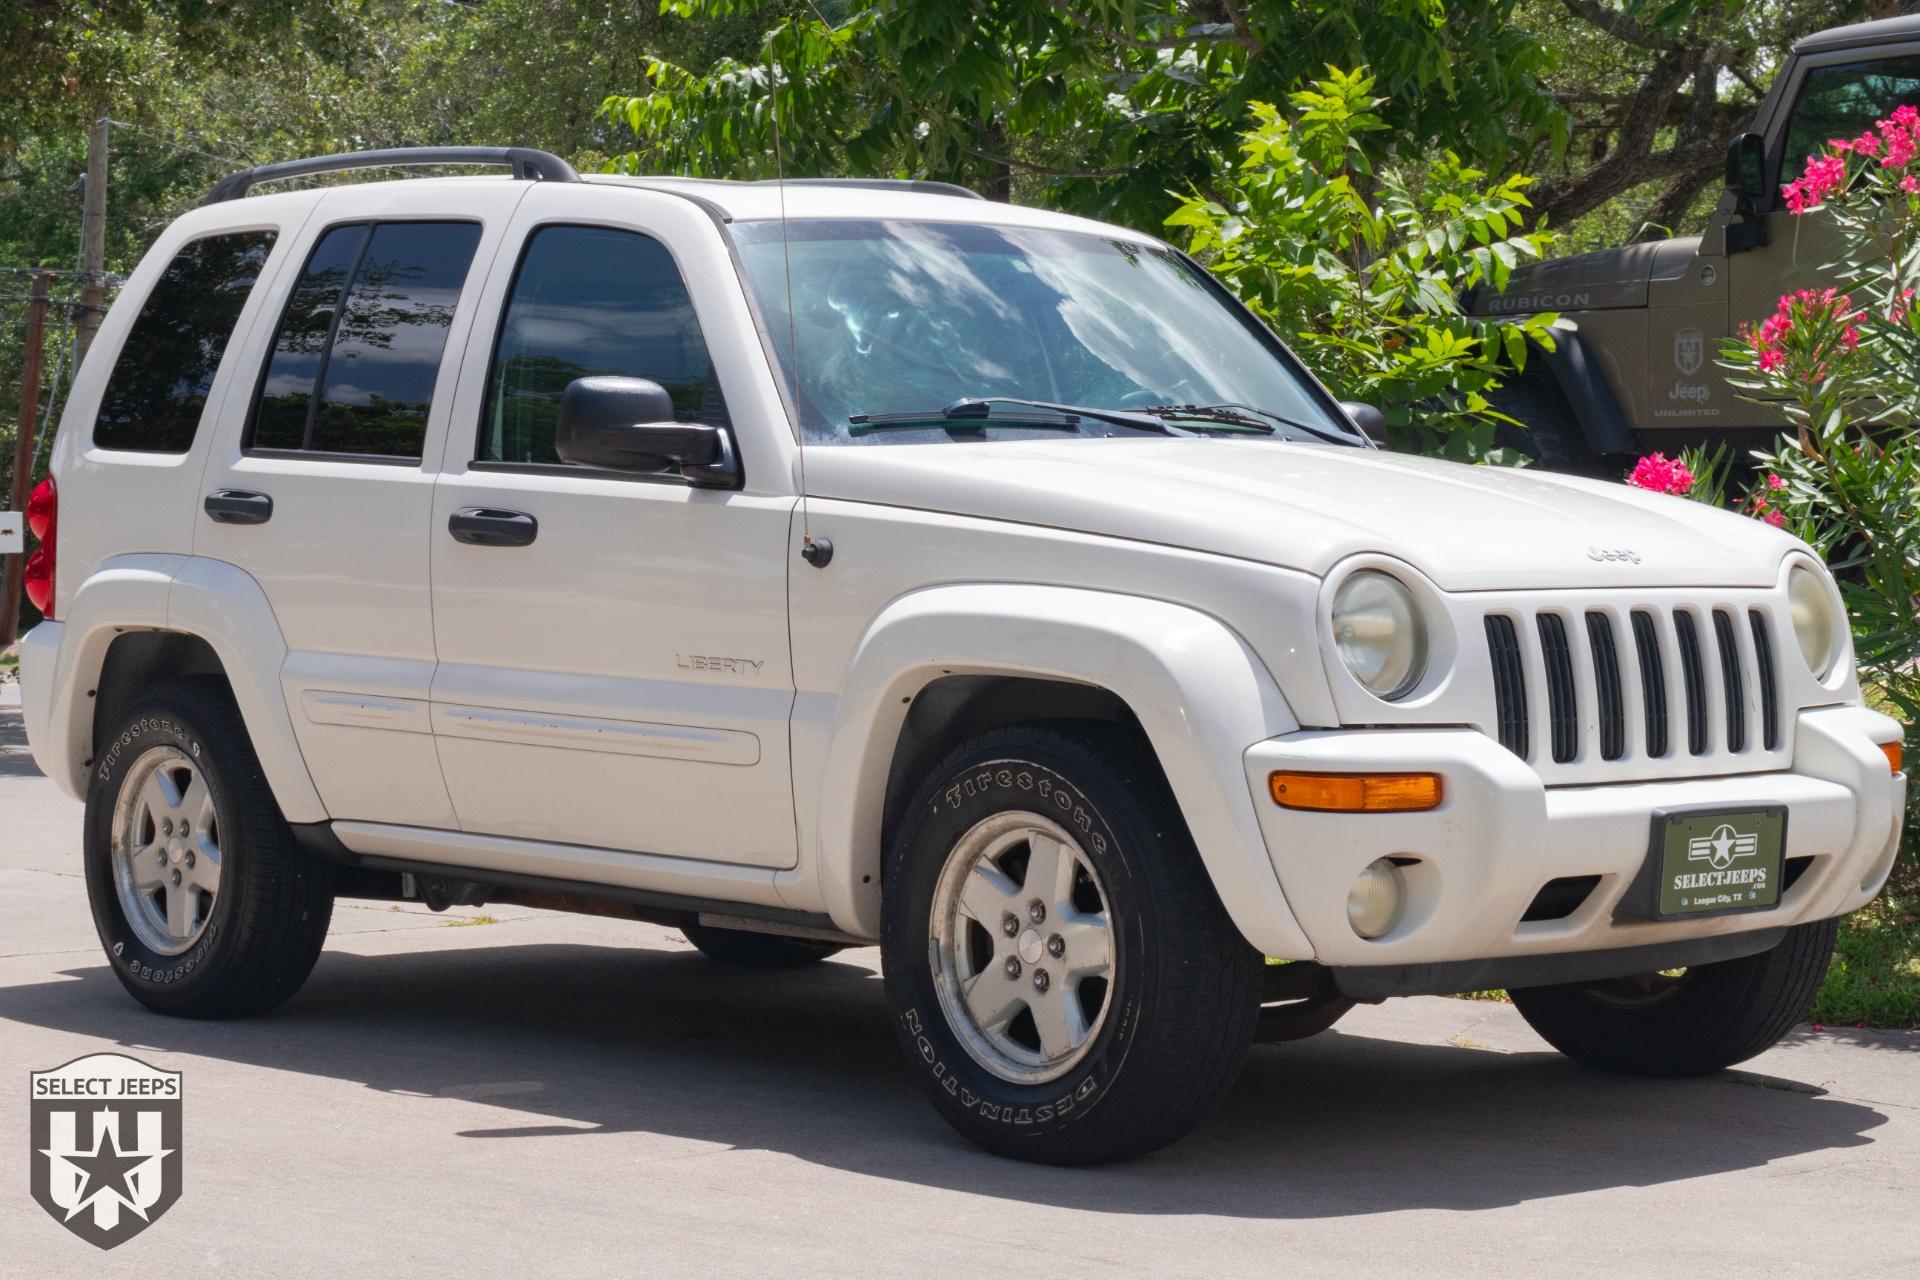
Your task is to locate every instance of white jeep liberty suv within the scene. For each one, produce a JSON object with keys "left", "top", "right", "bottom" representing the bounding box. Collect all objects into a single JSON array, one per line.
[{"left": 17, "top": 147, "right": 1908, "bottom": 1165}]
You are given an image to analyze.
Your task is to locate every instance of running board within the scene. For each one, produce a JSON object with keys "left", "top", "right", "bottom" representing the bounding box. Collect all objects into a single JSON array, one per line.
[{"left": 290, "top": 821, "right": 869, "bottom": 945}]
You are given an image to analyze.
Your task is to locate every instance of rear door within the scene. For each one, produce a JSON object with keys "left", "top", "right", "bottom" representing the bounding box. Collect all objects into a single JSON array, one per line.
[
  {"left": 427, "top": 182, "right": 799, "bottom": 866},
  {"left": 196, "top": 181, "right": 526, "bottom": 827}
]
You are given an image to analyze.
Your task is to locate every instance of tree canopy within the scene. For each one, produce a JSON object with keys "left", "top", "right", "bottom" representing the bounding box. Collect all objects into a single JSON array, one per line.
[{"left": 610, "top": 0, "right": 1563, "bottom": 230}]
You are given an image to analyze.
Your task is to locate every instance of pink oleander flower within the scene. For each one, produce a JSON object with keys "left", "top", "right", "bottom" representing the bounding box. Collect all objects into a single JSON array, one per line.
[
  {"left": 1851, "top": 130, "right": 1882, "bottom": 156},
  {"left": 1903, "top": 175, "right": 1920, "bottom": 194},
  {"left": 1628, "top": 453, "right": 1695, "bottom": 496},
  {"left": 1894, "top": 105, "right": 1919, "bottom": 126},
  {"left": 1758, "top": 349, "right": 1783, "bottom": 372},
  {"left": 1843, "top": 325, "right": 1861, "bottom": 350},
  {"left": 1764, "top": 510, "right": 1786, "bottom": 527},
  {"left": 1883, "top": 128, "right": 1917, "bottom": 168},
  {"left": 1767, "top": 474, "right": 1784, "bottom": 490},
  {"left": 1781, "top": 154, "right": 1848, "bottom": 214}
]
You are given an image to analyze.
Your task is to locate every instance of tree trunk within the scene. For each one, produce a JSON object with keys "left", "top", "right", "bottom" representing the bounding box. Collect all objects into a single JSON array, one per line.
[{"left": 1632, "top": 61, "right": 1733, "bottom": 242}]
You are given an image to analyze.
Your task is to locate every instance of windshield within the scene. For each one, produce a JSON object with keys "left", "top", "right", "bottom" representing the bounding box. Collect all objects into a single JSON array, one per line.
[{"left": 729, "top": 219, "right": 1352, "bottom": 445}]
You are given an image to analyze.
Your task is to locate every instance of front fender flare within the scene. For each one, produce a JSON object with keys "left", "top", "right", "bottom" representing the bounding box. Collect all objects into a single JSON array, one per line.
[{"left": 812, "top": 583, "right": 1315, "bottom": 957}]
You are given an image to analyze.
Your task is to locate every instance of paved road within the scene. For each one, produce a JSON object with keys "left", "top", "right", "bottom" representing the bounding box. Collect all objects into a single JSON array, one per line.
[{"left": 3, "top": 684, "right": 1918, "bottom": 1278}]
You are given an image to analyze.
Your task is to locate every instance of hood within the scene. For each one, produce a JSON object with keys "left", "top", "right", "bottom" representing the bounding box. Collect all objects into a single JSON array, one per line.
[
  {"left": 1472, "top": 241, "right": 1671, "bottom": 316},
  {"left": 804, "top": 439, "right": 1797, "bottom": 591}
]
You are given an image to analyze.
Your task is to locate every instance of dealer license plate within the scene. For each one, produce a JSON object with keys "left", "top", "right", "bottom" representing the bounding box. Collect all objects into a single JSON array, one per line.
[{"left": 1649, "top": 807, "right": 1786, "bottom": 918}]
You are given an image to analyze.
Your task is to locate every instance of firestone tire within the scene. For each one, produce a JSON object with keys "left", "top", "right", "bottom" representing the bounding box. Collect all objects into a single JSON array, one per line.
[
  {"left": 882, "top": 722, "right": 1263, "bottom": 1165},
  {"left": 681, "top": 920, "right": 844, "bottom": 968},
  {"left": 84, "top": 677, "right": 334, "bottom": 1019},
  {"left": 1509, "top": 917, "right": 1839, "bottom": 1077}
]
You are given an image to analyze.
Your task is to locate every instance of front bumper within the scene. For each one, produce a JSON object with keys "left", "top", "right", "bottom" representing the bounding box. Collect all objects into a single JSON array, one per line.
[{"left": 1244, "top": 705, "right": 1906, "bottom": 968}]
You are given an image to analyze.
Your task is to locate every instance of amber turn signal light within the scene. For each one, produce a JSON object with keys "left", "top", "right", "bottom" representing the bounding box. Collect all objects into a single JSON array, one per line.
[
  {"left": 1883, "top": 741, "right": 1904, "bottom": 775},
  {"left": 1268, "top": 771, "right": 1443, "bottom": 813}
]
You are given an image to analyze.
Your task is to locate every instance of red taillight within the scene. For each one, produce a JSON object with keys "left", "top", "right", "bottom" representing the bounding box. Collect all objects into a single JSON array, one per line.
[
  {"left": 22, "top": 475, "right": 54, "bottom": 620},
  {"left": 26, "top": 474, "right": 55, "bottom": 539}
]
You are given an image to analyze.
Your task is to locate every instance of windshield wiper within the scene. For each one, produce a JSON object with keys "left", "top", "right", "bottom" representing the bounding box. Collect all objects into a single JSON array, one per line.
[
  {"left": 849, "top": 397, "right": 1184, "bottom": 437},
  {"left": 1139, "top": 403, "right": 1361, "bottom": 445}
]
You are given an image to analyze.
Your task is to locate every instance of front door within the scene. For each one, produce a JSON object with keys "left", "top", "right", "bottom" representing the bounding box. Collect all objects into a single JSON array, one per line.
[
  {"left": 428, "top": 184, "right": 798, "bottom": 867},
  {"left": 197, "top": 182, "right": 524, "bottom": 827},
  {"left": 1731, "top": 49, "right": 1920, "bottom": 333}
]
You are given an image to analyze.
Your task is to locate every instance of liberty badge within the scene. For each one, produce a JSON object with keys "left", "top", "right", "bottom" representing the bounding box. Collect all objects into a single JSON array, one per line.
[
  {"left": 1673, "top": 326, "right": 1705, "bottom": 375},
  {"left": 30, "top": 1053, "right": 182, "bottom": 1249}
]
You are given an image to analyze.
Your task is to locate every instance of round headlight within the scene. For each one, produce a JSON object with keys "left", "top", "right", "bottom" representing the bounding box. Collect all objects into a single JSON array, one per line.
[
  {"left": 1332, "top": 571, "right": 1428, "bottom": 700},
  {"left": 1787, "top": 564, "right": 1837, "bottom": 677}
]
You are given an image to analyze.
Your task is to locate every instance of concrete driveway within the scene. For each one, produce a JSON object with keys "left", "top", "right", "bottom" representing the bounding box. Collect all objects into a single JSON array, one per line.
[{"left": 2, "top": 683, "right": 1917, "bottom": 1278}]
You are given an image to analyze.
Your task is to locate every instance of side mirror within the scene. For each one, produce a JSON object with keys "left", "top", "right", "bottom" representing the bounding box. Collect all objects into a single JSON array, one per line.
[
  {"left": 554, "top": 376, "right": 741, "bottom": 488},
  {"left": 1338, "top": 401, "right": 1386, "bottom": 440},
  {"left": 1726, "top": 133, "right": 1767, "bottom": 200}
]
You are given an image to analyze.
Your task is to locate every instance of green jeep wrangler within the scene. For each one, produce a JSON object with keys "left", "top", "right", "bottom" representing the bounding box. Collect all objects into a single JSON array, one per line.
[{"left": 1476, "top": 14, "right": 1920, "bottom": 472}]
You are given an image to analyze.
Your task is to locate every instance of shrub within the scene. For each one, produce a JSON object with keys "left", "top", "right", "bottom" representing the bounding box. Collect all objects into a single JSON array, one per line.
[
  {"left": 1718, "top": 110, "right": 1920, "bottom": 734},
  {"left": 1165, "top": 67, "right": 1559, "bottom": 462}
]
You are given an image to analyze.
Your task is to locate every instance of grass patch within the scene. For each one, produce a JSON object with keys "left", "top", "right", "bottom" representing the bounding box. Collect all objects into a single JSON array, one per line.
[
  {"left": 444, "top": 914, "right": 499, "bottom": 928},
  {"left": 1812, "top": 887, "right": 1920, "bottom": 1029}
]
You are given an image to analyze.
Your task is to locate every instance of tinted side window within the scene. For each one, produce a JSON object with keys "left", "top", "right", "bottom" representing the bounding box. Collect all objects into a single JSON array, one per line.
[
  {"left": 250, "top": 221, "right": 481, "bottom": 459},
  {"left": 1781, "top": 55, "right": 1920, "bottom": 189},
  {"left": 480, "top": 225, "right": 725, "bottom": 465},
  {"left": 92, "top": 231, "right": 276, "bottom": 453}
]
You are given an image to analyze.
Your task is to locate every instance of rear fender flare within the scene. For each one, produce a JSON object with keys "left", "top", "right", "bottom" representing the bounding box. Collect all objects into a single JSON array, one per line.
[{"left": 30, "top": 554, "right": 326, "bottom": 822}]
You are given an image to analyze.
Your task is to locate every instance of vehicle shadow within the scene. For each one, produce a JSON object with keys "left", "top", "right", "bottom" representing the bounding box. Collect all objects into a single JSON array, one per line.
[{"left": 0, "top": 940, "right": 1887, "bottom": 1220}]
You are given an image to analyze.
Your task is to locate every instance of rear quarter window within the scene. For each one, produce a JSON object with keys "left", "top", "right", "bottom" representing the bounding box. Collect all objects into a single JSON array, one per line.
[{"left": 92, "top": 231, "right": 277, "bottom": 453}]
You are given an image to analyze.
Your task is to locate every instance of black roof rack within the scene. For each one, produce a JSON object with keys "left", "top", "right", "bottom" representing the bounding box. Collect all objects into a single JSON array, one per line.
[
  {"left": 202, "top": 146, "right": 579, "bottom": 205},
  {"left": 751, "top": 177, "right": 986, "bottom": 201}
]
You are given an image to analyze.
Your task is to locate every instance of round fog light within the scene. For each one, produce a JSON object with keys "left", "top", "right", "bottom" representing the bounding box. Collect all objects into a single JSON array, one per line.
[{"left": 1347, "top": 858, "right": 1407, "bottom": 939}]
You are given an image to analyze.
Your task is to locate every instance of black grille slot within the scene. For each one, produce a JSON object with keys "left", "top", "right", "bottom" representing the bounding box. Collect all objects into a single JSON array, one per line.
[
  {"left": 1586, "top": 612, "right": 1626, "bottom": 761},
  {"left": 1675, "top": 611, "right": 1709, "bottom": 756},
  {"left": 1485, "top": 614, "right": 1529, "bottom": 759},
  {"left": 1783, "top": 855, "right": 1815, "bottom": 894},
  {"left": 1750, "top": 609, "right": 1780, "bottom": 751},
  {"left": 1713, "top": 609, "right": 1746, "bottom": 753},
  {"left": 1537, "top": 613, "right": 1579, "bottom": 763},
  {"left": 1521, "top": 875, "right": 1602, "bottom": 922},
  {"left": 1631, "top": 610, "right": 1668, "bottom": 758}
]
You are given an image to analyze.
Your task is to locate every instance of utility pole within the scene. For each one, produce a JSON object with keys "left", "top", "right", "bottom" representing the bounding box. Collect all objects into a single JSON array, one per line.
[
  {"left": 73, "top": 108, "right": 110, "bottom": 372},
  {"left": 2, "top": 270, "right": 54, "bottom": 646}
]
